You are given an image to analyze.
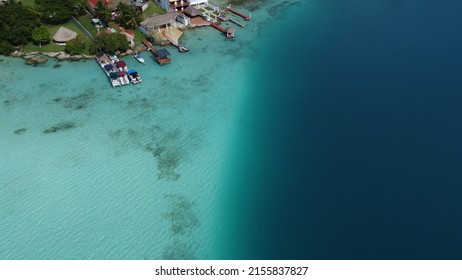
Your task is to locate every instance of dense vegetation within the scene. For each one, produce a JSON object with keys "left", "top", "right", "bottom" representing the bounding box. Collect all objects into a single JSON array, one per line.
[
  {"left": 93, "top": 0, "right": 112, "bottom": 26},
  {"left": 32, "top": 25, "right": 51, "bottom": 46},
  {"left": 115, "top": 2, "right": 143, "bottom": 29},
  {"left": 0, "top": 41, "right": 15, "bottom": 55},
  {"left": 0, "top": 0, "right": 86, "bottom": 52},
  {"left": 0, "top": 0, "right": 42, "bottom": 46},
  {"left": 89, "top": 32, "right": 129, "bottom": 54},
  {"left": 0, "top": 0, "right": 154, "bottom": 55},
  {"left": 35, "top": 0, "right": 87, "bottom": 24},
  {"left": 65, "top": 34, "right": 86, "bottom": 55}
]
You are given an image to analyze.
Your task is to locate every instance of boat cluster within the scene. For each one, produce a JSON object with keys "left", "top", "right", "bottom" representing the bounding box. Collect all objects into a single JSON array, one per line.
[{"left": 96, "top": 52, "right": 142, "bottom": 87}]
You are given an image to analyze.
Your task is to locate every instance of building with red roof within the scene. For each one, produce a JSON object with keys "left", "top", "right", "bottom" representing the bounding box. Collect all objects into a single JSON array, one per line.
[{"left": 87, "top": 0, "right": 116, "bottom": 11}]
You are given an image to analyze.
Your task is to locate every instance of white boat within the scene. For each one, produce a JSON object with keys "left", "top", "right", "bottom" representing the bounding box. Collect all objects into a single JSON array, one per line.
[
  {"left": 128, "top": 69, "right": 142, "bottom": 84},
  {"left": 134, "top": 53, "right": 145, "bottom": 64}
]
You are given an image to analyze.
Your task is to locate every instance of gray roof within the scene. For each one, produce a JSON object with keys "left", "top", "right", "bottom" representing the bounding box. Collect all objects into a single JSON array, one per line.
[
  {"left": 226, "top": 26, "right": 236, "bottom": 33},
  {"left": 140, "top": 12, "right": 179, "bottom": 30},
  {"left": 53, "top": 26, "right": 77, "bottom": 42}
]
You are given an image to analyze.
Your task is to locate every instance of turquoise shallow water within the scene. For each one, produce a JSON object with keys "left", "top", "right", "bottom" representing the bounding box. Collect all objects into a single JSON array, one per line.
[{"left": 0, "top": 0, "right": 280, "bottom": 258}]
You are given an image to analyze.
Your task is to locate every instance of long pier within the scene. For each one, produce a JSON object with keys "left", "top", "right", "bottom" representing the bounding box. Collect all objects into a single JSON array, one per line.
[
  {"left": 229, "top": 18, "right": 245, "bottom": 27},
  {"left": 218, "top": 14, "right": 245, "bottom": 27},
  {"left": 142, "top": 39, "right": 171, "bottom": 65},
  {"left": 210, "top": 22, "right": 234, "bottom": 38},
  {"left": 224, "top": 8, "right": 251, "bottom": 21},
  {"left": 210, "top": 22, "right": 227, "bottom": 34}
]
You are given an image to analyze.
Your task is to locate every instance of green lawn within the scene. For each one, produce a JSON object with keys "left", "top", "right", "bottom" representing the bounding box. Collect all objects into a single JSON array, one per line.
[
  {"left": 78, "top": 14, "right": 99, "bottom": 38},
  {"left": 131, "top": 28, "right": 145, "bottom": 43},
  {"left": 143, "top": 1, "right": 166, "bottom": 18},
  {"left": 109, "top": 22, "right": 145, "bottom": 43},
  {"left": 23, "top": 20, "right": 91, "bottom": 53}
]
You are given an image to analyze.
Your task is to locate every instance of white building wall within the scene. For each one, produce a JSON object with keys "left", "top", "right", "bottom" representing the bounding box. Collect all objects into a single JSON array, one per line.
[
  {"left": 159, "top": 0, "right": 208, "bottom": 11},
  {"left": 189, "top": 0, "right": 208, "bottom": 6}
]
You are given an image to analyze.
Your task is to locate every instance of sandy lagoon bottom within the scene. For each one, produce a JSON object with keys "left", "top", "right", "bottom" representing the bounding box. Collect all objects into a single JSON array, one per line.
[{"left": 0, "top": 29, "right": 248, "bottom": 259}]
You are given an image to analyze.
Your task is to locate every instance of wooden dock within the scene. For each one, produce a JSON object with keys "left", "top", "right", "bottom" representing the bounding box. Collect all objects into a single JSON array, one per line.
[
  {"left": 142, "top": 39, "right": 171, "bottom": 65},
  {"left": 210, "top": 22, "right": 226, "bottom": 33},
  {"left": 224, "top": 8, "right": 251, "bottom": 21},
  {"left": 229, "top": 18, "right": 245, "bottom": 27},
  {"left": 218, "top": 14, "right": 245, "bottom": 27},
  {"left": 210, "top": 22, "right": 235, "bottom": 38}
]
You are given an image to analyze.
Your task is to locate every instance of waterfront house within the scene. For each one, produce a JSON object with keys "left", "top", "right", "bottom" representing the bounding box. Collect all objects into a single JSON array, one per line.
[
  {"left": 133, "top": 0, "right": 150, "bottom": 11},
  {"left": 139, "top": 12, "right": 179, "bottom": 36},
  {"left": 183, "top": 6, "right": 209, "bottom": 27},
  {"left": 158, "top": 0, "right": 188, "bottom": 12},
  {"left": 117, "top": 0, "right": 151, "bottom": 12},
  {"left": 189, "top": 0, "right": 208, "bottom": 7},
  {"left": 183, "top": 5, "right": 201, "bottom": 17},
  {"left": 156, "top": 0, "right": 208, "bottom": 12}
]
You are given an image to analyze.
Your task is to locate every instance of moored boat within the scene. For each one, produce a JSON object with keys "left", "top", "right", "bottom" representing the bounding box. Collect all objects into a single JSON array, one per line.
[
  {"left": 96, "top": 52, "right": 141, "bottom": 87},
  {"left": 134, "top": 53, "right": 145, "bottom": 64},
  {"left": 96, "top": 53, "right": 122, "bottom": 87},
  {"left": 127, "top": 69, "right": 142, "bottom": 84}
]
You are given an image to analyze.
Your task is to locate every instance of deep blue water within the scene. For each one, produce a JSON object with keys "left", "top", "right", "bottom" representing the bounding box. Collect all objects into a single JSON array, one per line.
[{"left": 224, "top": 0, "right": 462, "bottom": 259}]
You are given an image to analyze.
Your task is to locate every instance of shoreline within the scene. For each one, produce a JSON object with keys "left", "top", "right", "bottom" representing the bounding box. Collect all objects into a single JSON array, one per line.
[
  {"left": 5, "top": 0, "right": 253, "bottom": 65},
  {"left": 9, "top": 47, "right": 147, "bottom": 64}
]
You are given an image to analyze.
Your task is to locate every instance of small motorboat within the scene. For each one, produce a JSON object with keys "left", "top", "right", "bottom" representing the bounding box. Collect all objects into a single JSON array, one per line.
[
  {"left": 134, "top": 53, "right": 145, "bottom": 64},
  {"left": 177, "top": 45, "right": 189, "bottom": 53},
  {"left": 127, "top": 69, "right": 142, "bottom": 84}
]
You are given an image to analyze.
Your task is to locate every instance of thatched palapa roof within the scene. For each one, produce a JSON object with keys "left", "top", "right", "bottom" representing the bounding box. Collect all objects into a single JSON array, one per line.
[
  {"left": 184, "top": 6, "right": 201, "bottom": 17},
  {"left": 53, "top": 26, "right": 77, "bottom": 42}
]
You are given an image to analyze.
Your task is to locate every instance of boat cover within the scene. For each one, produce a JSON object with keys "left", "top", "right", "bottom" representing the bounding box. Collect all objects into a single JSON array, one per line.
[{"left": 156, "top": 49, "right": 170, "bottom": 59}]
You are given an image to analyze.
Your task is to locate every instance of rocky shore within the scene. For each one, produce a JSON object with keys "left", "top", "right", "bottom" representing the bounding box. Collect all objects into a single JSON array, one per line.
[
  {"left": 10, "top": 46, "right": 147, "bottom": 65},
  {"left": 10, "top": 51, "right": 94, "bottom": 64}
]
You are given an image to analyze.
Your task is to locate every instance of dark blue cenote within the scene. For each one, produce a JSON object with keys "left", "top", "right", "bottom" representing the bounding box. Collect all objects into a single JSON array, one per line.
[{"left": 222, "top": 0, "right": 462, "bottom": 259}]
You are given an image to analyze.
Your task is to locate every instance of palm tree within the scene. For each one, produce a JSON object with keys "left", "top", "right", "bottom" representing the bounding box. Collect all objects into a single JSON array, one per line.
[
  {"left": 94, "top": 0, "right": 112, "bottom": 26},
  {"left": 116, "top": 2, "right": 130, "bottom": 15},
  {"left": 121, "top": 7, "right": 143, "bottom": 29}
]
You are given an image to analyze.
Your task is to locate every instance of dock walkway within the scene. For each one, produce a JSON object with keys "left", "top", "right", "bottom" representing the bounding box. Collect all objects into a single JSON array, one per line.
[
  {"left": 210, "top": 22, "right": 234, "bottom": 38},
  {"left": 210, "top": 22, "right": 226, "bottom": 33},
  {"left": 224, "top": 8, "right": 251, "bottom": 21}
]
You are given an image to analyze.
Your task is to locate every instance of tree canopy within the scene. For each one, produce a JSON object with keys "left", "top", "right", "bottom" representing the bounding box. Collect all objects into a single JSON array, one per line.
[
  {"left": 35, "top": 0, "right": 72, "bottom": 24},
  {"left": 89, "top": 32, "right": 129, "bottom": 54},
  {"left": 34, "top": 0, "right": 86, "bottom": 24},
  {"left": 94, "top": 0, "right": 112, "bottom": 26},
  {"left": 32, "top": 25, "right": 51, "bottom": 47},
  {"left": 65, "top": 34, "right": 86, "bottom": 55},
  {"left": 0, "top": 40, "right": 14, "bottom": 55},
  {"left": 0, "top": 0, "right": 42, "bottom": 45},
  {"left": 118, "top": 6, "right": 143, "bottom": 29}
]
